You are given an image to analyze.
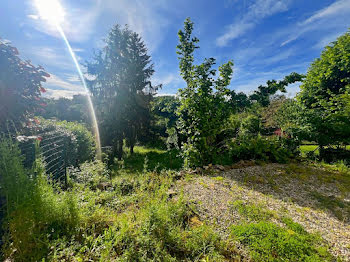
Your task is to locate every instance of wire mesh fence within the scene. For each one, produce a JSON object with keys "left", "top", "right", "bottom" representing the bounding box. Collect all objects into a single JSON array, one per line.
[{"left": 17, "top": 131, "right": 68, "bottom": 184}]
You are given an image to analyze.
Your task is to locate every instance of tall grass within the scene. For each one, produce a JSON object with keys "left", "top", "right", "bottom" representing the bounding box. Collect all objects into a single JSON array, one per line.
[{"left": 0, "top": 138, "right": 80, "bottom": 261}]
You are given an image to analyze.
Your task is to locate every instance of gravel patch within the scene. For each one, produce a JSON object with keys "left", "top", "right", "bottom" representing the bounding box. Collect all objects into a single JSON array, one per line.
[{"left": 176, "top": 163, "right": 350, "bottom": 261}]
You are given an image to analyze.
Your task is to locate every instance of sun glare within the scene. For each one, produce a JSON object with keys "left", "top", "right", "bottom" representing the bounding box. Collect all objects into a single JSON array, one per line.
[{"left": 34, "top": 0, "right": 65, "bottom": 25}]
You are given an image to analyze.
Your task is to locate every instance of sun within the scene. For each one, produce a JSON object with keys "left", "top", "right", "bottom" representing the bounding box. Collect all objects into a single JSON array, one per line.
[{"left": 34, "top": 0, "right": 65, "bottom": 26}]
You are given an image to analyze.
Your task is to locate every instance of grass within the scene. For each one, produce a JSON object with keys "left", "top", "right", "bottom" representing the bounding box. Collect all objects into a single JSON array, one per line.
[
  {"left": 2, "top": 143, "right": 347, "bottom": 261},
  {"left": 231, "top": 219, "right": 333, "bottom": 262},
  {"left": 114, "top": 146, "right": 183, "bottom": 173},
  {"left": 310, "top": 191, "right": 350, "bottom": 221},
  {"left": 230, "top": 200, "right": 276, "bottom": 221},
  {"left": 300, "top": 145, "right": 319, "bottom": 157},
  {"left": 299, "top": 144, "right": 350, "bottom": 158},
  {"left": 1, "top": 142, "right": 240, "bottom": 261}
]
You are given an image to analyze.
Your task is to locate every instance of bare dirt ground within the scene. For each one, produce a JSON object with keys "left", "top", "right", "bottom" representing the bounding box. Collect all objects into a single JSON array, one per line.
[{"left": 176, "top": 162, "right": 350, "bottom": 261}]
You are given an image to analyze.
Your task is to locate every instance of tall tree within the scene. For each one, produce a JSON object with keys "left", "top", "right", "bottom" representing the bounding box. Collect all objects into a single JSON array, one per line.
[
  {"left": 298, "top": 30, "right": 350, "bottom": 146},
  {"left": 0, "top": 39, "right": 49, "bottom": 133},
  {"left": 176, "top": 18, "right": 234, "bottom": 167},
  {"left": 86, "top": 25, "right": 158, "bottom": 159}
]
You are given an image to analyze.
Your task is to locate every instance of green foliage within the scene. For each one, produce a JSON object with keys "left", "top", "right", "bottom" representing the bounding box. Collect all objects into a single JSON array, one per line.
[
  {"left": 240, "top": 113, "right": 262, "bottom": 136},
  {"left": 0, "top": 138, "right": 79, "bottom": 261},
  {"left": 0, "top": 137, "right": 31, "bottom": 215},
  {"left": 150, "top": 96, "right": 181, "bottom": 149},
  {"left": 53, "top": 120, "right": 96, "bottom": 163},
  {"left": 262, "top": 95, "right": 287, "bottom": 131},
  {"left": 176, "top": 18, "right": 234, "bottom": 167},
  {"left": 229, "top": 135, "right": 297, "bottom": 163},
  {"left": 249, "top": 72, "right": 304, "bottom": 107},
  {"left": 298, "top": 30, "right": 350, "bottom": 146},
  {"left": 117, "top": 146, "right": 183, "bottom": 173},
  {"left": 30, "top": 119, "right": 95, "bottom": 168},
  {"left": 1, "top": 139, "right": 236, "bottom": 261},
  {"left": 0, "top": 40, "right": 49, "bottom": 133},
  {"left": 68, "top": 160, "right": 110, "bottom": 188},
  {"left": 231, "top": 200, "right": 275, "bottom": 221},
  {"left": 39, "top": 94, "right": 91, "bottom": 125},
  {"left": 86, "top": 24, "right": 159, "bottom": 159},
  {"left": 231, "top": 219, "right": 332, "bottom": 262}
]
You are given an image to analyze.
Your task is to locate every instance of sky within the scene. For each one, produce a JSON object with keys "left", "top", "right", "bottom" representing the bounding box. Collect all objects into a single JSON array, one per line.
[{"left": 1, "top": 0, "right": 350, "bottom": 99}]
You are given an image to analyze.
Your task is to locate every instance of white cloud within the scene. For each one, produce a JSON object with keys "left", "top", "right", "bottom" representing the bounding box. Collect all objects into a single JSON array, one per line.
[
  {"left": 152, "top": 71, "right": 185, "bottom": 94},
  {"left": 28, "top": 0, "right": 100, "bottom": 43},
  {"left": 30, "top": 47, "right": 75, "bottom": 70},
  {"left": 27, "top": 0, "right": 170, "bottom": 51},
  {"left": 153, "top": 73, "right": 182, "bottom": 86},
  {"left": 216, "top": 22, "right": 254, "bottom": 47},
  {"left": 27, "top": 14, "right": 39, "bottom": 20},
  {"left": 155, "top": 93, "right": 177, "bottom": 97},
  {"left": 314, "top": 32, "right": 343, "bottom": 49},
  {"left": 217, "top": 0, "right": 290, "bottom": 46},
  {"left": 63, "top": 73, "right": 81, "bottom": 83},
  {"left": 44, "top": 89, "right": 85, "bottom": 99},
  {"left": 262, "top": 48, "right": 294, "bottom": 64},
  {"left": 301, "top": 0, "right": 350, "bottom": 25},
  {"left": 248, "top": 0, "right": 289, "bottom": 19},
  {"left": 43, "top": 73, "right": 86, "bottom": 98},
  {"left": 101, "top": 0, "right": 170, "bottom": 52},
  {"left": 281, "top": 0, "right": 350, "bottom": 46}
]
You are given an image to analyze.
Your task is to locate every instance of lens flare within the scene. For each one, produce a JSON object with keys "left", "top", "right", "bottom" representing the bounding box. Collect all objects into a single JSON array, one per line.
[
  {"left": 34, "top": 0, "right": 102, "bottom": 160},
  {"left": 34, "top": 0, "right": 65, "bottom": 25}
]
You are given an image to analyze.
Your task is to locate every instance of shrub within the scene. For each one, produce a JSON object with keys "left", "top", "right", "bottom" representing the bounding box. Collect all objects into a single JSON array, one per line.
[
  {"left": 23, "top": 119, "right": 95, "bottom": 168},
  {"left": 54, "top": 120, "right": 95, "bottom": 163},
  {"left": 68, "top": 160, "right": 110, "bottom": 189},
  {"left": 229, "top": 135, "right": 297, "bottom": 163}
]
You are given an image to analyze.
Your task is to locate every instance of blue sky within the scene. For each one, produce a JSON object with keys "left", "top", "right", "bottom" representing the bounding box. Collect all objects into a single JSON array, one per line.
[{"left": 1, "top": 0, "right": 350, "bottom": 98}]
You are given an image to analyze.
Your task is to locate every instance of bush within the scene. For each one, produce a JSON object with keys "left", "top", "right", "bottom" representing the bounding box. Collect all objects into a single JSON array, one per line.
[
  {"left": 319, "top": 147, "right": 350, "bottom": 164},
  {"left": 229, "top": 135, "right": 298, "bottom": 163},
  {"left": 23, "top": 119, "right": 95, "bottom": 168},
  {"left": 68, "top": 160, "right": 110, "bottom": 189},
  {"left": 55, "top": 120, "right": 95, "bottom": 163}
]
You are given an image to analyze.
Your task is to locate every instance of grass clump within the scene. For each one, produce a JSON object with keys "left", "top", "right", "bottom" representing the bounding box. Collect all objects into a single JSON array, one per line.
[
  {"left": 230, "top": 218, "right": 333, "bottom": 262},
  {"left": 231, "top": 200, "right": 276, "bottom": 221}
]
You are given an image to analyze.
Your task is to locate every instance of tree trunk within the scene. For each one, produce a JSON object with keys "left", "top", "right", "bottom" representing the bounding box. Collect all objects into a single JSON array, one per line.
[
  {"left": 117, "top": 138, "right": 123, "bottom": 160},
  {"left": 129, "top": 125, "right": 136, "bottom": 154}
]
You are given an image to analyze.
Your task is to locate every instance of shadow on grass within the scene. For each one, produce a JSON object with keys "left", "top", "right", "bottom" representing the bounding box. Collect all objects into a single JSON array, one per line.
[
  {"left": 220, "top": 162, "right": 350, "bottom": 224},
  {"left": 114, "top": 146, "right": 183, "bottom": 173}
]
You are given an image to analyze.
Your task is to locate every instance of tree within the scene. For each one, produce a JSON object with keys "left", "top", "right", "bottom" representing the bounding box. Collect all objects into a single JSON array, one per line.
[
  {"left": 176, "top": 18, "right": 234, "bottom": 167},
  {"left": 86, "top": 25, "right": 158, "bottom": 160},
  {"left": 230, "top": 91, "right": 251, "bottom": 112},
  {"left": 40, "top": 95, "right": 90, "bottom": 125},
  {"left": 150, "top": 96, "right": 181, "bottom": 147},
  {"left": 0, "top": 39, "right": 49, "bottom": 132},
  {"left": 298, "top": 30, "right": 350, "bottom": 146},
  {"left": 249, "top": 72, "right": 304, "bottom": 107}
]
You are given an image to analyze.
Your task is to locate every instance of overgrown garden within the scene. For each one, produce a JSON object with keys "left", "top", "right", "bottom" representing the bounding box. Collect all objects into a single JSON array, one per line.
[{"left": 1, "top": 18, "right": 350, "bottom": 261}]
